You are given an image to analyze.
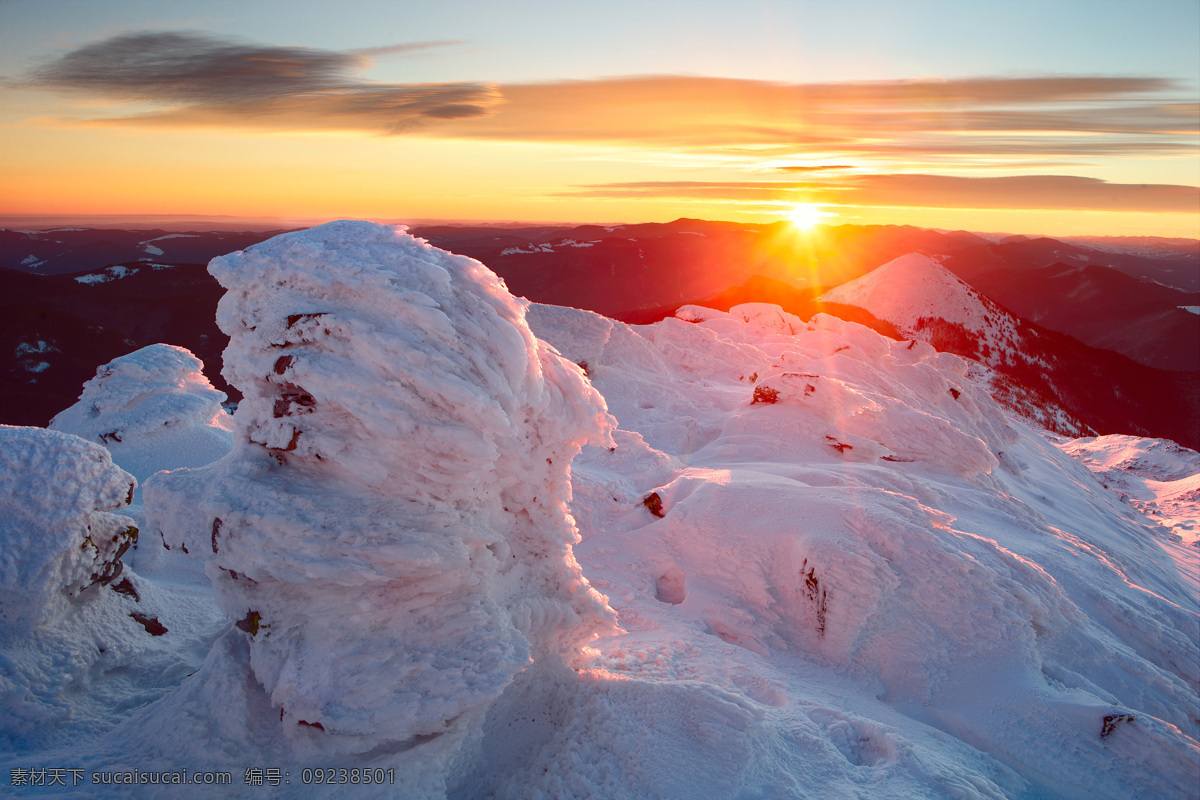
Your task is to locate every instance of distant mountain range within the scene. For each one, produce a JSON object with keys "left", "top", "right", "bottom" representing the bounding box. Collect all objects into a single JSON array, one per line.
[
  {"left": 0, "top": 228, "right": 291, "bottom": 277},
  {"left": 2, "top": 220, "right": 1196, "bottom": 447}
]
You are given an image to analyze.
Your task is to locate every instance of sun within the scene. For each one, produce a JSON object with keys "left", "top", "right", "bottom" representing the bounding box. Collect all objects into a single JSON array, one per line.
[{"left": 785, "top": 203, "right": 832, "bottom": 230}]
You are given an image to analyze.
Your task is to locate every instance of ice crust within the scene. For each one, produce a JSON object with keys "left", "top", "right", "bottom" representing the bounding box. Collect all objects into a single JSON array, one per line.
[
  {"left": 144, "top": 221, "right": 616, "bottom": 747},
  {"left": 0, "top": 228, "right": 1196, "bottom": 799}
]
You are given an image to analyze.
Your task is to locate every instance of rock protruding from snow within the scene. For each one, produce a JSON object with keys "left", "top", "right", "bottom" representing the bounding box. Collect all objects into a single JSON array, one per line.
[
  {"left": 145, "top": 221, "right": 616, "bottom": 747},
  {"left": 49, "top": 344, "right": 232, "bottom": 490},
  {"left": 0, "top": 426, "right": 137, "bottom": 634}
]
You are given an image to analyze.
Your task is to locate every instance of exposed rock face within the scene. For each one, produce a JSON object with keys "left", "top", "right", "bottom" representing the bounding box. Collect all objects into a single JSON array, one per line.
[{"left": 145, "top": 221, "right": 616, "bottom": 746}]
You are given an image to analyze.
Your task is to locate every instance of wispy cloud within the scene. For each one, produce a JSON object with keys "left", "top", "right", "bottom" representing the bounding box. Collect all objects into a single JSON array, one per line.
[
  {"left": 21, "top": 33, "right": 1197, "bottom": 167},
  {"left": 431, "top": 75, "right": 1196, "bottom": 160},
  {"left": 562, "top": 175, "right": 1200, "bottom": 213},
  {"left": 26, "top": 31, "right": 498, "bottom": 131},
  {"left": 347, "top": 41, "right": 466, "bottom": 59},
  {"left": 776, "top": 165, "right": 856, "bottom": 173}
]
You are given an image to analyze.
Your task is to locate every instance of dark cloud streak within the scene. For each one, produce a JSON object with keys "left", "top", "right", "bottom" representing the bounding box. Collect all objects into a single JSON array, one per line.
[
  {"left": 33, "top": 32, "right": 359, "bottom": 103},
  {"left": 28, "top": 31, "right": 497, "bottom": 130}
]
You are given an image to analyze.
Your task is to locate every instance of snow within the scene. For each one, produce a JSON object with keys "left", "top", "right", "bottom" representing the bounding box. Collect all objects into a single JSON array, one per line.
[
  {"left": 820, "top": 253, "right": 1021, "bottom": 358},
  {"left": 0, "top": 426, "right": 225, "bottom": 758},
  {"left": 75, "top": 265, "right": 139, "bottom": 284},
  {"left": 14, "top": 341, "right": 56, "bottom": 357},
  {"left": 14, "top": 340, "right": 60, "bottom": 376},
  {"left": 0, "top": 223, "right": 1196, "bottom": 799},
  {"left": 131, "top": 222, "right": 616, "bottom": 788},
  {"left": 0, "top": 426, "right": 137, "bottom": 635},
  {"left": 1059, "top": 435, "right": 1200, "bottom": 552},
  {"left": 50, "top": 344, "right": 234, "bottom": 506},
  {"left": 500, "top": 239, "right": 600, "bottom": 255},
  {"left": 817, "top": 252, "right": 1093, "bottom": 437},
  {"left": 143, "top": 234, "right": 200, "bottom": 243}
]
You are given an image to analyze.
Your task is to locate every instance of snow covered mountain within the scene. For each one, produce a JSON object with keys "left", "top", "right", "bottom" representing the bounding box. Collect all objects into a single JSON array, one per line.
[
  {"left": 1, "top": 223, "right": 1196, "bottom": 798},
  {"left": 0, "top": 228, "right": 291, "bottom": 277},
  {"left": 820, "top": 254, "right": 1199, "bottom": 448},
  {"left": 821, "top": 252, "right": 1023, "bottom": 356}
]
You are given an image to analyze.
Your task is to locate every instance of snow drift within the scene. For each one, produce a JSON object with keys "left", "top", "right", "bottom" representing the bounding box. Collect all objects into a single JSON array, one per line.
[{"left": 143, "top": 221, "right": 616, "bottom": 758}]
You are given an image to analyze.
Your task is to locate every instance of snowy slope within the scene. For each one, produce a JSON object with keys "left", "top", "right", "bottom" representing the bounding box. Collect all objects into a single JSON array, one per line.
[
  {"left": 0, "top": 224, "right": 1196, "bottom": 799},
  {"left": 820, "top": 252, "right": 1023, "bottom": 357},
  {"left": 1060, "top": 435, "right": 1200, "bottom": 556},
  {"left": 819, "top": 253, "right": 1120, "bottom": 441}
]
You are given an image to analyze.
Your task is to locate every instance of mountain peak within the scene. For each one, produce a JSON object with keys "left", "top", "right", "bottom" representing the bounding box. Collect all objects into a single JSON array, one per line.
[{"left": 820, "top": 252, "right": 997, "bottom": 334}]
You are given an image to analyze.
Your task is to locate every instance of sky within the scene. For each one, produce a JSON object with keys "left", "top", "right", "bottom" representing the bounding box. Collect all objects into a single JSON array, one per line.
[{"left": 0, "top": 0, "right": 1197, "bottom": 237}]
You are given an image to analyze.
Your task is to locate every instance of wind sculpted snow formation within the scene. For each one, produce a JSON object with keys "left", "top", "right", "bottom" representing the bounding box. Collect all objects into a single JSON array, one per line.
[
  {"left": 143, "top": 221, "right": 617, "bottom": 762},
  {"left": 0, "top": 427, "right": 136, "bottom": 635},
  {"left": 49, "top": 343, "right": 233, "bottom": 502}
]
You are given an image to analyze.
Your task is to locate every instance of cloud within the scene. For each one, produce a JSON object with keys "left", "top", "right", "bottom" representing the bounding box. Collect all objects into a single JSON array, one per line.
[
  {"left": 562, "top": 174, "right": 1200, "bottom": 214},
  {"left": 776, "top": 165, "right": 856, "bottom": 173},
  {"left": 27, "top": 31, "right": 498, "bottom": 131},
  {"left": 23, "top": 33, "right": 1197, "bottom": 165},
  {"left": 430, "top": 75, "right": 1195, "bottom": 159},
  {"left": 348, "top": 41, "right": 466, "bottom": 59}
]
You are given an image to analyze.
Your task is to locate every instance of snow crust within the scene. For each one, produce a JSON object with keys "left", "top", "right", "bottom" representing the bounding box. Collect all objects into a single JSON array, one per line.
[
  {"left": 525, "top": 301, "right": 1199, "bottom": 799},
  {"left": 1060, "top": 435, "right": 1200, "bottom": 553},
  {"left": 0, "top": 425, "right": 227, "bottom": 757},
  {"left": 1, "top": 225, "right": 1196, "bottom": 799}
]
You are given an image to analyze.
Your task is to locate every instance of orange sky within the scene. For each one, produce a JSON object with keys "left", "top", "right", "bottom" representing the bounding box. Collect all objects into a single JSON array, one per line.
[{"left": 1, "top": 6, "right": 1197, "bottom": 238}]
